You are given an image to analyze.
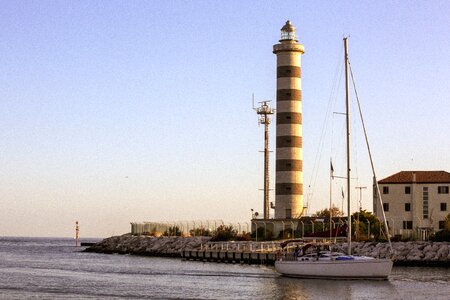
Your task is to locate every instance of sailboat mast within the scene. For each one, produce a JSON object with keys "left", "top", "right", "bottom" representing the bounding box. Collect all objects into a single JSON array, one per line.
[
  {"left": 330, "top": 159, "right": 333, "bottom": 241},
  {"left": 344, "top": 37, "right": 352, "bottom": 255}
]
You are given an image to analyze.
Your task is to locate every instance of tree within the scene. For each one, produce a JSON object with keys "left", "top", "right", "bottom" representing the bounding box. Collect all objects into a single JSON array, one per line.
[
  {"left": 163, "top": 226, "right": 182, "bottom": 236},
  {"left": 352, "top": 210, "right": 383, "bottom": 241},
  {"left": 210, "top": 225, "right": 238, "bottom": 241},
  {"left": 313, "top": 206, "right": 344, "bottom": 218},
  {"left": 235, "top": 232, "right": 252, "bottom": 241},
  {"left": 189, "top": 228, "right": 212, "bottom": 237},
  {"left": 445, "top": 213, "right": 450, "bottom": 231},
  {"left": 431, "top": 213, "right": 450, "bottom": 242}
]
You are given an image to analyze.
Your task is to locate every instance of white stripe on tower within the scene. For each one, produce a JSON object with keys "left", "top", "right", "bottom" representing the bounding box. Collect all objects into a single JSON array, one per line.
[{"left": 273, "top": 20, "right": 305, "bottom": 219}]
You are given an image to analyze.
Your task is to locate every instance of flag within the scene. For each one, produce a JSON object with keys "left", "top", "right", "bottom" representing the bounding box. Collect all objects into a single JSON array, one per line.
[{"left": 330, "top": 160, "right": 334, "bottom": 179}]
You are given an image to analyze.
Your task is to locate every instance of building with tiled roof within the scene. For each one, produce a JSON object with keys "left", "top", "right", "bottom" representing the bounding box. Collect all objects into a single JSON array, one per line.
[
  {"left": 378, "top": 171, "right": 450, "bottom": 184},
  {"left": 374, "top": 171, "right": 450, "bottom": 240}
]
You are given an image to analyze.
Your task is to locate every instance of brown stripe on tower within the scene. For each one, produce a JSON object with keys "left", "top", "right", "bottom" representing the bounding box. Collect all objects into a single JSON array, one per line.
[
  {"left": 275, "top": 183, "right": 303, "bottom": 195},
  {"left": 276, "top": 159, "right": 302, "bottom": 171},
  {"left": 276, "top": 112, "right": 302, "bottom": 124},
  {"left": 276, "top": 136, "right": 302, "bottom": 148},
  {"left": 277, "top": 66, "right": 301, "bottom": 78},
  {"left": 277, "top": 89, "right": 302, "bottom": 101}
]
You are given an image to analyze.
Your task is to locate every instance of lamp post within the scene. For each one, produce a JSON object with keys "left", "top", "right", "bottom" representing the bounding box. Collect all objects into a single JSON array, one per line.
[
  {"left": 75, "top": 221, "right": 79, "bottom": 247},
  {"left": 300, "top": 221, "right": 304, "bottom": 238},
  {"left": 355, "top": 186, "right": 367, "bottom": 241},
  {"left": 263, "top": 221, "right": 267, "bottom": 240},
  {"left": 290, "top": 221, "right": 295, "bottom": 238}
]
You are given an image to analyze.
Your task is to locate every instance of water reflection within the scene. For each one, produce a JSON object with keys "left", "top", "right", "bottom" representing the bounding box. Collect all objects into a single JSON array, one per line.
[
  {"left": 266, "top": 267, "right": 450, "bottom": 300},
  {"left": 272, "top": 275, "right": 399, "bottom": 299}
]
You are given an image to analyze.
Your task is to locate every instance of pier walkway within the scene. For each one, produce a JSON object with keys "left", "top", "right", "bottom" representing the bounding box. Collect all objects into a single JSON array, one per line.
[{"left": 181, "top": 241, "right": 284, "bottom": 265}]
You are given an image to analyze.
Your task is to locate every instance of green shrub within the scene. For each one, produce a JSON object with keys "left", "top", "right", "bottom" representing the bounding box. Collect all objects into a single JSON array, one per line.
[
  {"left": 211, "top": 225, "right": 238, "bottom": 241},
  {"left": 163, "top": 226, "right": 182, "bottom": 236}
]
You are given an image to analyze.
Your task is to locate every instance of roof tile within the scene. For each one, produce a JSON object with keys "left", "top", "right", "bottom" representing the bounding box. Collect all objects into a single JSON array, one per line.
[{"left": 379, "top": 171, "right": 450, "bottom": 184}]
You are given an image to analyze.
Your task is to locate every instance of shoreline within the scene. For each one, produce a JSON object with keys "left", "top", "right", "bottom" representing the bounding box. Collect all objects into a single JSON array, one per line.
[{"left": 84, "top": 234, "right": 450, "bottom": 267}]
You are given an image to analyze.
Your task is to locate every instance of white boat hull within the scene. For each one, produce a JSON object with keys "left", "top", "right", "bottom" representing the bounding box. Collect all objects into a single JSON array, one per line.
[{"left": 275, "top": 258, "right": 393, "bottom": 280}]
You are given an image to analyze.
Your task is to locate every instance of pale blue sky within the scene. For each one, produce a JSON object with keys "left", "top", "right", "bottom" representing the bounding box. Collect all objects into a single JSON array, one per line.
[{"left": 1, "top": 1, "right": 449, "bottom": 237}]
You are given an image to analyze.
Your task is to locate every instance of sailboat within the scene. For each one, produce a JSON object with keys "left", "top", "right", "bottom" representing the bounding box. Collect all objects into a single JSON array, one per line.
[{"left": 274, "top": 38, "right": 393, "bottom": 280}]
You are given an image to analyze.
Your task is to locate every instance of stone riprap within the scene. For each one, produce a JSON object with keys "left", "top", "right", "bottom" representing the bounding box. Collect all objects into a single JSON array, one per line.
[
  {"left": 350, "top": 241, "right": 449, "bottom": 264},
  {"left": 84, "top": 234, "right": 211, "bottom": 257},
  {"left": 85, "top": 234, "right": 449, "bottom": 266}
]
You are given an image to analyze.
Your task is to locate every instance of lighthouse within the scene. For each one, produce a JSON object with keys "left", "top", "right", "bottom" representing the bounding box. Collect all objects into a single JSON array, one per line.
[{"left": 273, "top": 21, "right": 305, "bottom": 219}]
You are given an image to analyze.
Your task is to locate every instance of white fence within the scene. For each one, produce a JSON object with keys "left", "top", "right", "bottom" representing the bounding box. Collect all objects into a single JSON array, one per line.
[{"left": 130, "top": 220, "right": 251, "bottom": 236}]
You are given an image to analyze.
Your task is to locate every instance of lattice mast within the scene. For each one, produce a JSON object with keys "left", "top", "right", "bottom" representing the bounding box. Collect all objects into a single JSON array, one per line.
[{"left": 255, "top": 100, "right": 275, "bottom": 219}]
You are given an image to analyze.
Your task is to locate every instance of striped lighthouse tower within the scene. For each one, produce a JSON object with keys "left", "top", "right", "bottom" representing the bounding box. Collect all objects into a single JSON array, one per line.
[{"left": 273, "top": 21, "right": 305, "bottom": 219}]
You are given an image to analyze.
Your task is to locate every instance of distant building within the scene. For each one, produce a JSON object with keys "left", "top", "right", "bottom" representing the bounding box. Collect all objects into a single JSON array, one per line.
[{"left": 374, "top": 171, "right": 450, "bottom": 240}]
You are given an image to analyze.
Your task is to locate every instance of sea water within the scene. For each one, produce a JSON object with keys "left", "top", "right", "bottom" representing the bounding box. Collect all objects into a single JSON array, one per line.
[{"left": 0, "top": 237, "right": 448, "bottom": 299}]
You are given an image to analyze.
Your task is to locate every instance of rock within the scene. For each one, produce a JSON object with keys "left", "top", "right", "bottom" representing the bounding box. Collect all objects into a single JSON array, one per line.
[
  {"left": 423, "top": 244, "right": 433, "bottom": 253},
  {"left": 436, "top": 244, "right": 449, "bottom": 259},
  {"left": 85, "top": 235, "right": 449, "bottom": 265}
]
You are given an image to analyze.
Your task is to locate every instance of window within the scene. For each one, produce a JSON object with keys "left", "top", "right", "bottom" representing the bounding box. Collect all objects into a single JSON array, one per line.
[
  {"left": 423, "top": 187, "right": 429, "bottom": 219},
  {"left": 441, "top": 203, "right": 447, "bottom": 211},
  {"left": 383, "top": 203, "right": 389, "bottom": 212},
  {"left": 405, "top": 203, "right": 411, "bottom": 211},
  {"left": 439, "top": 221, "right": 445, "bottom": 230},
  {"left": 438, "top": 186, "right": 449, "bottom": 194},
  {"left": 405, "top": 186, "right": 411, "bottom": 194},
  {"left": 383, "top": 186, "right": 389, "bottom": 194},
  {"left": 403, "top": 221, "right": 413, "bottom": 230}
]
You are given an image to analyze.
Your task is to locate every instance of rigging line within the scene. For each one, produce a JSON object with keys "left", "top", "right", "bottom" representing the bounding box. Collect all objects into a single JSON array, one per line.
[
  {"left": 327, "top": 65, "right": 344, "bottom": 192},
  {"left": 308, "top": 67, "right": 338, "bottom": 189},
  {"left": 348, "top": 58, "right": 393, "bottom": 254},
  {"left": 308, "top": 47, "right": 344, "bottom": 206},
  {"left": 351, "top": 85, "right": 360, "bottom": 206},
  {"left": 330, "top": 70, "right": 346, "bottom": 212},
  {"left": 330, "top": 59, "right": 345, "bottom": 172}
]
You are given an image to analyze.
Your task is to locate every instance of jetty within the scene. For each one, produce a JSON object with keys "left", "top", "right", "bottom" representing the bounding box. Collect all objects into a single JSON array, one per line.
[{"left": 84, "top": 234, "right": 450, "bottom": 267}]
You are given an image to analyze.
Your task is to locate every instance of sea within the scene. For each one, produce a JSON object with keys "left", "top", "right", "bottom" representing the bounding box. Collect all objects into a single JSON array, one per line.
[{"left": 0, "top": 237, "right": 448, "bottom": 299}]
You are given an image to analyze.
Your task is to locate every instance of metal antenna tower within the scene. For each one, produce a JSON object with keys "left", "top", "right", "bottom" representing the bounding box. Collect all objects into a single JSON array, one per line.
[
  {"left": 254, "top": 99, "right": 275, "bottom": 219},
  {"left": 355, "top": 186, "right": 367, "bottom": 212}
]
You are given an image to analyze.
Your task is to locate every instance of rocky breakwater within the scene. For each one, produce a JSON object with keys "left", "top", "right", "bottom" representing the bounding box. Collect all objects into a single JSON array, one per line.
[
  {"left": 351, "top": 241, "right": 450, "bottom": 266},
  {"left": 84, "top": 234, "right": 211, "bottom": 257},
  {"left": 86, "top": 235, "right": 449, "bottom": 266}
]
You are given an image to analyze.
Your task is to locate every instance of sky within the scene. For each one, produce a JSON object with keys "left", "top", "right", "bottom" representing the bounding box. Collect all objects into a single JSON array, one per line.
[{"left": 1, "top": 1, "right": 449, "bottom": 237}]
